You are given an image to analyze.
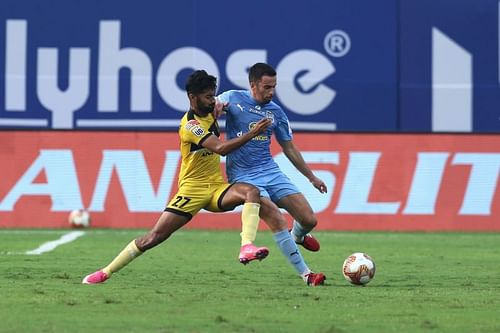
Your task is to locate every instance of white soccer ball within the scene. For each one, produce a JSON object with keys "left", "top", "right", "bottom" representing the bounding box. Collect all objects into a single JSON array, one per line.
[
  {"left": 68, "top": 209, "right": 91, "bottom": 228},
  {"left": 342, "top": 252, "right": 376, "bottom": 285}
]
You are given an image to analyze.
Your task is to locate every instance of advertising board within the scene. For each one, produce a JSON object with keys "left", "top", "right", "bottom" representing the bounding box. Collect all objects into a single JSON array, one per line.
[{"left": 1, "top": 131, "right": 498, "bottom": 231}]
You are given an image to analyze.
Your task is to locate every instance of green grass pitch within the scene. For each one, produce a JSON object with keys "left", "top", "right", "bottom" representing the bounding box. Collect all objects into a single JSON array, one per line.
[{"left": 1, "top": 229, "right": 499, "bottom": 333}]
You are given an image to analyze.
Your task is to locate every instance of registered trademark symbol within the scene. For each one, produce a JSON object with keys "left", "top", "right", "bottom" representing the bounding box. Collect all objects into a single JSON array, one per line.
[{"left": 324, "top": 30, "right": 351, "bottom": 57}]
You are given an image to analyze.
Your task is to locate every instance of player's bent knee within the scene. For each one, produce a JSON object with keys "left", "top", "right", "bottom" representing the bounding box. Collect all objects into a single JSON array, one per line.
[
  {"left": 246, "top": 186, "right": 261, "bottom": 202},
  {"left": 236, "top": 182, "right": 260, "bottom": 202},
  {"left": 300, "top": 215, "right": 318, "bottom": 229},
  {"left": 264, "top": 212, "right": 288, "bottom": 231}
]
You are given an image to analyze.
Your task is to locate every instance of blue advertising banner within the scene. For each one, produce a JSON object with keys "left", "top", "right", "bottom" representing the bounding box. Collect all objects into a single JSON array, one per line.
[
  {"left": 400, "top": 0, "right": 500, "bottom": 133},
  {"left": 0, "top": 0, "right": 398, "bottom": 131}
]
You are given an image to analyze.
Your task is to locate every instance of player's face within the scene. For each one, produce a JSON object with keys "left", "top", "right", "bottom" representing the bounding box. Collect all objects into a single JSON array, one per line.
[
  {"left": 251, "top": 75, "right": 276, "bottom": 104},
  {"left": 193, "top": 88, "right": 216, "bottom": 116}
]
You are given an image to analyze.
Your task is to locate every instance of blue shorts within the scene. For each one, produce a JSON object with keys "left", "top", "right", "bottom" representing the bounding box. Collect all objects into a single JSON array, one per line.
[{"left": 229, "top": 168, "right": 300, "bottom": 203}]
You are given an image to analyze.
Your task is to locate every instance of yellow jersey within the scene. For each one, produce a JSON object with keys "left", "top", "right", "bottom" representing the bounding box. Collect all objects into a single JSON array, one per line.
[{"left": 177, "top": 110, "right": 225, "bottom": 187}]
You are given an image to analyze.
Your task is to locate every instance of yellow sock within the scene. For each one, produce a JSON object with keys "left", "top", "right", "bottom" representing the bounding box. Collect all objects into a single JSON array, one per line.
[
  {"left": 240, "top": 202, "right": 261, "bottom": 246},
  {"left": 102, "top": 240, "right": 143, "bottom": 276}
]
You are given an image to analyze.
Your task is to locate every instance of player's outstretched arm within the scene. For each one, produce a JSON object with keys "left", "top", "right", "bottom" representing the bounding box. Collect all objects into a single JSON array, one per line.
[
  {"left": 202, "top": 118, "right": 271, "bottom": 156},
  {"left": 278, "top": 139, "right": 328, "bottom": 194}
]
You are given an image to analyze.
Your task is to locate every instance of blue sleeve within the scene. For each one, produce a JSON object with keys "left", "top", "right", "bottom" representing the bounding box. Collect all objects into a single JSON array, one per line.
[
  {"left": 217, "top": 90, "right": 235, "bottom": 118},
  {"left": 274, "top": 107, "right": 293, "bottom": 141},
  {"left": 217, "top": 90, "right": 233, "bottom": 104}
]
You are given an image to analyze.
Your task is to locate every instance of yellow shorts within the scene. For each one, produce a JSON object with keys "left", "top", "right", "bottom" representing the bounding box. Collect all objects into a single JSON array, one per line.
[{"left": 164, "top": 182, "right": 233, "bottom": 220}]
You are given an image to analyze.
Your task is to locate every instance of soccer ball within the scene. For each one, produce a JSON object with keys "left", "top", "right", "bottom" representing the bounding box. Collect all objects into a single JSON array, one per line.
[
  {"left": 68, "top": 209, "right": 91, "bottom": 228},
  {"left": 342, "top": 252, "right": 376, "bottom": 285}
]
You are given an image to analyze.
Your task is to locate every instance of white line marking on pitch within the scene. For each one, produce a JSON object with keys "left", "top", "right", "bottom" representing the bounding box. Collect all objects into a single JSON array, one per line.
[{"left": 25, "top": 231, "right": 86, "bottom": 255}]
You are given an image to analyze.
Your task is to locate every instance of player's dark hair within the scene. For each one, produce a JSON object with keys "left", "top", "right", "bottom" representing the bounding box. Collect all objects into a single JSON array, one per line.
[
  {"left": 185, "top": 70, "right": 217, "bottom": 95},
  {"left": 248, "top": 63, "right": 276, "bottom": 83}
]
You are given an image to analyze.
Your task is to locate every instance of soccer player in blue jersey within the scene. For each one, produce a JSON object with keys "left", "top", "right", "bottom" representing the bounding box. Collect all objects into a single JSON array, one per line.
[{"left": 216, "top": 62, "right": 327, "bottom": 286}]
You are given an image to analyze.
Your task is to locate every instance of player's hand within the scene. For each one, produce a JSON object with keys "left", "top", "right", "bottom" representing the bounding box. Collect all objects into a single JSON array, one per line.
[
  {"left": 250, "top": 118, "right": 272, "bottom": 135},
  {"left": 213, "top": 100, "right": 228, "bottom": 119},
  {"left": 310, "top": 176, "right": 327, "bottom": 193}
]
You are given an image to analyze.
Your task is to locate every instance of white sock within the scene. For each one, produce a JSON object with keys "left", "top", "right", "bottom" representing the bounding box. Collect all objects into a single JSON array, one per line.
[
  {"left": 300, "top": 268, "right": 312, "bottom": 282},
  {"left": 291, "top": 220, "right": 311, "bottom": 243}
]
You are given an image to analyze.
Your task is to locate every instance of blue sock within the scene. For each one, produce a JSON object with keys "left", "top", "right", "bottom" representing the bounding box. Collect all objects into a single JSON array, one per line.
[
  {"left": 273, "top": 229, "right": 309, "bottom": 276},
  {"left": 291, "top": 220, "right": 312, "bottom": 243}
]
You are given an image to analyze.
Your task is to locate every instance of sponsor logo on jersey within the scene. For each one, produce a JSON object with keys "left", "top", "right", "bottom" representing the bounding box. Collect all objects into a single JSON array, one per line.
[
  {"left": 191, "top": 126, "right": 205, "bottom": 137},
  {"left": 265, "top": 111, "right": 275, "bottom": 122},
  {"left": 185, "top": 120, "right": 205, "bottom": 137},
  {"left": 248, "top": 107, "right": 266, "bottom": 117},
  {"left": 185, "top": 119, "right": 200, "bottom": 130},
  {"left": 201, "top": 150, "right": 214, "bottom": 157},
  {"left": 248, "top": 122, "right": 268, "bottom": 141}
]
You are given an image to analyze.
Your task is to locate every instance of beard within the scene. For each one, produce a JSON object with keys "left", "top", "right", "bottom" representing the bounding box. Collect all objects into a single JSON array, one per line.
[{"left": 197, "top": 101, "right": 214, "bottom": 115}]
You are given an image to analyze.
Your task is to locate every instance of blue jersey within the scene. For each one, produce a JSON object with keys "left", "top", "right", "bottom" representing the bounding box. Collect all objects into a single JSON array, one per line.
[{"left": 218, "top": 90, "right": 293, "bottom": 182}]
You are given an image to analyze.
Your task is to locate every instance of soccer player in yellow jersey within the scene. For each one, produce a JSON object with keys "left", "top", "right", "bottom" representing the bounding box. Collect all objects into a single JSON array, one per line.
[{"left": 82, "top": 70, "right": 271, "bottom": 284}]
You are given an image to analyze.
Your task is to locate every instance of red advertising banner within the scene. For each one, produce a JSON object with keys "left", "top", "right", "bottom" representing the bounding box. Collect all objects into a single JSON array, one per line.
[{"left": 0, "top": 131, "right": 499, "bottom": 231}]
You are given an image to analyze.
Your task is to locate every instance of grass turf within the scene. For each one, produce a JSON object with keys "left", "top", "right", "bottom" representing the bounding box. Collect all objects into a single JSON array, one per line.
[{"left": 1, "top": 229, "right": 499, "bottom": 333}]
